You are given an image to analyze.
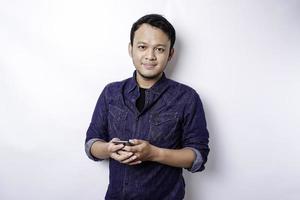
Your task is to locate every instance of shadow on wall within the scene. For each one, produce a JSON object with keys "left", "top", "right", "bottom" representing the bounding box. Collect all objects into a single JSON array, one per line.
[
  {"left": 184, "top": 103, "right": 220, "bottom": 200},
  {"left": 164, "top": 36, "right": 181, "bottom": 78},
  {"left": 169, "top": 37, "right": 221, "bottom": 200}
]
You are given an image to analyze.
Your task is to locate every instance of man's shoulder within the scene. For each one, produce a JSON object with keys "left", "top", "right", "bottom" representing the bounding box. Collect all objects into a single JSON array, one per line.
[
  {"left": 104, "top": 77, "right": 132, "bottom": 91},
  {"left": 165, "top": 78, "right": 204, "bottom": 106},
  {"left": 167, "top": 78, "right": 198, "bottom": 96}
]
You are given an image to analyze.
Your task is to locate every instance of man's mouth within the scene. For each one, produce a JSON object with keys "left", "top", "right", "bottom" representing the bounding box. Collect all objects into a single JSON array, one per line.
[{"left": 142, "top": 63, "right": 157, "bottom": 69}]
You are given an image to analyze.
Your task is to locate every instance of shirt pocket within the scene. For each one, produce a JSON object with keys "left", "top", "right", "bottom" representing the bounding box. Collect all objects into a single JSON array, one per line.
[
  {"left": 149, "top": 111, "right": 179, "bottom": 142},
  {"left": 108, "top": 104, "right": 127, "bottom": 138}
]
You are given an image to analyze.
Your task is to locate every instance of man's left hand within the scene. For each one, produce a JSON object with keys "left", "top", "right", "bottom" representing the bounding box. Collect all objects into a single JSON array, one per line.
[{"left": 122, "top": 139, "right": 157, "bottom": 164}]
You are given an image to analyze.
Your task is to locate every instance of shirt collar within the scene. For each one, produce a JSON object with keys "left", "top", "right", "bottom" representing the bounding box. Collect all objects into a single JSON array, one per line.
[{"left": 127, "top": 71, "right": 168, "bottom": 95}]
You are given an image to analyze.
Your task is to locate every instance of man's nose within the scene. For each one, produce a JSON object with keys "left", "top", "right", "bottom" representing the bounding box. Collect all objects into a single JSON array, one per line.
[{"left": 145, "top": 49, "right": 156, "bottom": 60}]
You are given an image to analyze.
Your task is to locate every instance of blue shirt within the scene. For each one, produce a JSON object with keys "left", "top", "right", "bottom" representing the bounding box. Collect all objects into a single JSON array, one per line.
[{"left": 85, "top": 72, "right": 209, "bottom": 200}]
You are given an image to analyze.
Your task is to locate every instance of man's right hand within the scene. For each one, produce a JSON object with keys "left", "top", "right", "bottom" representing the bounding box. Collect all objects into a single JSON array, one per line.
[{"left": 108, "top": 138, "right": 138, "bottom": 164}]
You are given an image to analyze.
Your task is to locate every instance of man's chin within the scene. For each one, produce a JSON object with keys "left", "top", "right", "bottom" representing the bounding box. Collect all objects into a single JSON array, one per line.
[{"left": 137, "top": 71, "right": 162, "bottom": 80}]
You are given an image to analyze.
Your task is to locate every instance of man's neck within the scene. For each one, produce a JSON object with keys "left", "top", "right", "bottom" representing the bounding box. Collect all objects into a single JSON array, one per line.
[{"left": 136, "top": 73, "right": 162, "bottom": 89}]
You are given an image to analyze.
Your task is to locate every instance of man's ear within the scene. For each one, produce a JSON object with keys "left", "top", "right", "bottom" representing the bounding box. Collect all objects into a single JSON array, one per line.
[
  {"left": 128, "top": 43, "right": 133, "bottom": 58},
  {"left": 168, "top": 48, "right": 175, "bottom": 61}
]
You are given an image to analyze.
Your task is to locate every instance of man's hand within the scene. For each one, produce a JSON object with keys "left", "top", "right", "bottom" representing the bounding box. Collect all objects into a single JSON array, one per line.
[
  {"left": 122, "top": 139, "right": 157, "bottom": 164},
  {"left": 108, "top": 138, "right": 133, "bottom": 163},
  {"left": 122, "top": 139, "right": 196, "bottom": 169},
  {"left": 106, "top": 138, "right": 195, "bottom": 168}
]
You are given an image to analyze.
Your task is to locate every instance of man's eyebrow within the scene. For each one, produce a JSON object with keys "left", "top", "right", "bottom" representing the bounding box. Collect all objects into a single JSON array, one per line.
[
  {"left": 136, "top": 41, "right": 167, "bottom": 47},
  {"left": 155, "top": 44, "right": 167, "bottom": 47}
]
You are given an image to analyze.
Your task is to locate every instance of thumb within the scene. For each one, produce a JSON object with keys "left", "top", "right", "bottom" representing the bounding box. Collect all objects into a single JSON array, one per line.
[
  {"left": 129, "top": 139, "right": 142, "bottom": 145},
  {"left": 111, "top": 138, "right": 120, "bottom": 142}
]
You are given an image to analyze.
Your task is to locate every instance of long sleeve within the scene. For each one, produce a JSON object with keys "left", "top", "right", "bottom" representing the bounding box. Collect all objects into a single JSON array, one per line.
[
  {"left": 85, "top": 85, "right": 110, "bottom": 160},
  {"left": 181, "top": 91, "right": 210, "bottom": 172}
]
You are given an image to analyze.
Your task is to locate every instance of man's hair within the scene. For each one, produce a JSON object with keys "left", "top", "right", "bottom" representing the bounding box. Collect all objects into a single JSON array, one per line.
[{"left": 130, "top": 14, "right": 176, "bottom": 50}]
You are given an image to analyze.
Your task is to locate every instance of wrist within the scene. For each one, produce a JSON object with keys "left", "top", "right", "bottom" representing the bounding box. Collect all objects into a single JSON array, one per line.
[
  {"left": 150, "top": 145, "right": 162, "bottom": 162},
  {"left": 91, "top": 140, "right": 110, "bottom": 160},
  {"left": 104, "top": 142, "right": 110, "bottom": 155}
]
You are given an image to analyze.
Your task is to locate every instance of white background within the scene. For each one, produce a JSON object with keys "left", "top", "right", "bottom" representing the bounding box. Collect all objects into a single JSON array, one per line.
[{"left": 1, "top": 0, "right": 299, "bottom": 199}]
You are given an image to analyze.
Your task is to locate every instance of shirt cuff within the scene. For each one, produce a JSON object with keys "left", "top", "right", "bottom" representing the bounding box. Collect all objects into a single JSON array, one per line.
[
  {"left": 85, "top": 138, "right": 105, "bottom": 161},
  {"left": 185, "top": 147, "right": 203, "bottom": 173}
]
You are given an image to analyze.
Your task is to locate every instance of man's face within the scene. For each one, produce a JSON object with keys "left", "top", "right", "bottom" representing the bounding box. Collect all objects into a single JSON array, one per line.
[{"left": 129, "top": 23, "right": 174, "bottom": 83}]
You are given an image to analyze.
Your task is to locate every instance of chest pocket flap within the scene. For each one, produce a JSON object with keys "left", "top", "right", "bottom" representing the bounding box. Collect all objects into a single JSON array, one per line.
[
  {"left": 149, "top": 111, "right": 179, "bottom": 142},
  {"left": 151, "top": 112, "right": 178, "bottom": 125},
  {"left": 108, "top": 104, "right": 127, "bottom": 121}
]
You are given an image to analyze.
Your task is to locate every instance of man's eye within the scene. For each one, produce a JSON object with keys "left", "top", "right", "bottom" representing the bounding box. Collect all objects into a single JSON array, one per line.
[
  {"left": 156, "top": 48, "right": 165, "bottom": 53},
  {"left": 138, "top": 46, "right": 146, "bottom": 50}
]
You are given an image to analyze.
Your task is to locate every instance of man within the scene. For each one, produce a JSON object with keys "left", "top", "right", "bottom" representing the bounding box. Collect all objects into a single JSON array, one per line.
[{"left": 85, "top": 14, "right": 209, "bottom": 200}]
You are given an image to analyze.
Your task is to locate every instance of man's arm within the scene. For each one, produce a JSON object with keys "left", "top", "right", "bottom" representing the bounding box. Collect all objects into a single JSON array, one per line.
[
  {"left": 90, "top": 140, "right": 110, "bottom": 160},
  {"left": 152, "top": 146, "right": 196, "bottom": 169},
  {"left": 122, "top": 139, "right": 196, "bottom": 169}
]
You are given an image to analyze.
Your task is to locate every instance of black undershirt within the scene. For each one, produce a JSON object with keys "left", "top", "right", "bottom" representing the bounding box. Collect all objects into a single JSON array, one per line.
[{"left": 136, "top": 87, "right": 147, "bottom": 112}]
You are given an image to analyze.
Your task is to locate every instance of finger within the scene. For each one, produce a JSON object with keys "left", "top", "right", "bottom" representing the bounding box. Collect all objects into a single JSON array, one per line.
[
  {"left": 128, "top": 160, "right": 142, "bottom": 165},
  {"left": 134, "top": 153, "right": 140, "bottom": 159},
  {"left": 122, "top": 145, "right": 133, "bottom": 152},
  {"left": 118, "top": 150, "right": 133, "bottom": 155},
  {"left": 108, "top": 143, "right": 124, "bottom": 152},
  {"left": 129, "top": 139, "right": 142, "bottom": 145},
  {"left": 108, "top": 138, "right": 123, "bottom": 151},
  {"left": 111, "top": 152, "right": 128, "bottom": 162},
  {"left": 121, "top": 155, "right": 137, "bottom": 164},
  {"left": 111, "top": 150, "right": 131, "bottom": 160},
  {"left": 117, "top": 151, "right": 134, "bottom": 161},
  {"left": 123, "top": 145, "right": 141, "bottom": 152},
  {"left": 110, "top": 152, "right": 119, "bottom": 161}
]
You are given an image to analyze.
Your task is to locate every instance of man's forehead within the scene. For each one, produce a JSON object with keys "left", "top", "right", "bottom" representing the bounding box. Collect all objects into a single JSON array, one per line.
[{"left": 133, "top": 24, "right": 170, "bottom": 46}]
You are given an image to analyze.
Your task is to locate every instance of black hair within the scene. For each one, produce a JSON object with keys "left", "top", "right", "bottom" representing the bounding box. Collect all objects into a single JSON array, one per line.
[{"left": 130, "top": 14, "right": 176, "bottom": 51}]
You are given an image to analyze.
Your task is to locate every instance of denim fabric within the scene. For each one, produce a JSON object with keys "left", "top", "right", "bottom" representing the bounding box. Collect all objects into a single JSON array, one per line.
[{"left": 85, "top": 71, "right": 209, "bottom": 200}]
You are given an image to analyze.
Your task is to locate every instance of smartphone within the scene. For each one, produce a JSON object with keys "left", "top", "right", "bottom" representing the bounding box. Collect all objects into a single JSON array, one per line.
[{"left": 112, "top": 140, "right": 133, "bottom": 146}]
